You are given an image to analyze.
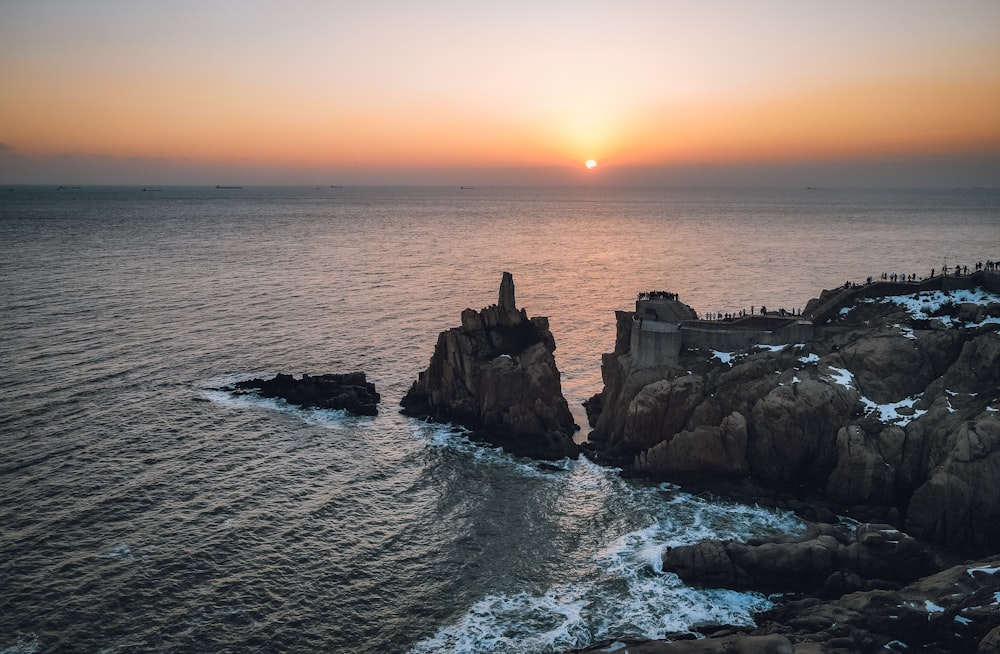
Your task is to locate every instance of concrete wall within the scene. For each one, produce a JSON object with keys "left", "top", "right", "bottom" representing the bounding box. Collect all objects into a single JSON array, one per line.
[
  {"left": 980, "top": 270, "right": 1000, "bottom": 293},
  {"left": 630, "top": 316, "right": 813, "bottom": 364},
  {"left": 630, "top": 319, "right": 682, "bottom": 369},
  {"left": 679, "top": 320, "right": 814, "bottom": 352},
  {"left": 625, "top": 273, "right": 994, "bottom": 364}
]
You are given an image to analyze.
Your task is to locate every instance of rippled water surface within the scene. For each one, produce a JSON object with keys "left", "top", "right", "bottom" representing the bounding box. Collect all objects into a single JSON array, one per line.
[{"left": 2, "top": 186, "right": 997, "bottom": 653}]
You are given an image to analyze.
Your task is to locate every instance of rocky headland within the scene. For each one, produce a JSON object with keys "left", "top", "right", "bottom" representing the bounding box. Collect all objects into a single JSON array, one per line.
[
  {"left": 587, "top": 275, "right": 1000, "bottom": 554},
  {"left": 572, "top": 272, "right": 1000, "bottom": 653},
  {"left": 393, "top": 270, "right": 1000, "bottom": 650},
  {"left": 223, "top": 372, "right": 380, "bottom": 416},
  {"left": 400, "top": 272, "right": 578, "bottom": 460}
]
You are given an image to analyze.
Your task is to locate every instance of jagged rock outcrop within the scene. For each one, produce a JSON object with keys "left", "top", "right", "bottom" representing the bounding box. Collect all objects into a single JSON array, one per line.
[
  {"left": 662, "top": 523, "right": 939, "bottom": 596},
  {"left": 400, "top": 272, "right": 578, "bottom": 460},
  {"left": 224, "top": 372, "right": 380, "bottom": 416},
  {"left": 755, "top": 555, "right": 1000, "bottom": 653},
  {"left": 586, "top": 284, "right": 1000, "bottom": 552},
  {"left": 577, "top": 539, "right": 1000, "bottom": 654}
]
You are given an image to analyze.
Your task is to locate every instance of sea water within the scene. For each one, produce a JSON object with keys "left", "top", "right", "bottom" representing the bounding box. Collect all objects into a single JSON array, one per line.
[{"left": 1, "top": 185, "right": 997, "bottom": 653}]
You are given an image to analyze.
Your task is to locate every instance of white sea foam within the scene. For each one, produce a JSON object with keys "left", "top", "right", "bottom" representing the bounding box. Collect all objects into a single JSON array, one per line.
[
  {"left": 408, "top": 457, "right": 804, "bottom": 653},
  {"left": 409, "top": 576, "right": 776, "bottom": 653},
  {"left": 406, "top": 419, "right": 577, "bottom": 480},
  {"left": 103, "top": 544, "right": 132, "bottom": 560},
  {"left": 409, "top": 586, "right": 591, "bottom": 654},
  {"left": 0, "top": 641, "right": 39, "bottom": 654}
]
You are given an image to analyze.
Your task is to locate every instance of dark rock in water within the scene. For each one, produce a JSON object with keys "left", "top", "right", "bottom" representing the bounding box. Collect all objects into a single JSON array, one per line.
[
  {"left": 400, "top": 272, "right": 578, "bottom": 460},
  {"left": 661, "top": 522, "right": 939, "bottom": 596},
  {"left": 226, "top": 372, "right": 380, "bottom": 416}
]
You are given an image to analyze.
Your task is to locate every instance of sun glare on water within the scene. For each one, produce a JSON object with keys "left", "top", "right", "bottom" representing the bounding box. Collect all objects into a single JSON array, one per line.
[{"left": 585, "top": 159, "right": 598, "bottom": 169}]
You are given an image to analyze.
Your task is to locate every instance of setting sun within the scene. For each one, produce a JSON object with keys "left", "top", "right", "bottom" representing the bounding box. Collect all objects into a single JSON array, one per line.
[{"left": 0, "top": 2, "right": 998, "bottom": 185}]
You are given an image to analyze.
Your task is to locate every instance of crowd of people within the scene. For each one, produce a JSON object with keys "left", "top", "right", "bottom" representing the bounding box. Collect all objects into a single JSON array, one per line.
[
  {"left": 637, "top": 290, "right": 679, "bottom": 301},
  {"left": 638, "top": 260, "right": 996, "bottom": 325},
  {"left": 847, "top": 259, "right": 996, "bottom": 290},
  {"left": 703, "top": 306, "right": 802, "bottom": 322}
]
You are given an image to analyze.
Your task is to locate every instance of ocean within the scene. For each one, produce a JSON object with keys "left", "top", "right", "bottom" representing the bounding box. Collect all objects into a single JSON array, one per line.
[{"left": 1, "top": 185, "right": 997, "bottom": 653}]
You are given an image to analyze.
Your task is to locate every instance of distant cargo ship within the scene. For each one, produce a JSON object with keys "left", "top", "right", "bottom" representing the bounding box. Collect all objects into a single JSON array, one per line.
[{"left": 216, "top": 185, "right": 242, "bottom": 189}]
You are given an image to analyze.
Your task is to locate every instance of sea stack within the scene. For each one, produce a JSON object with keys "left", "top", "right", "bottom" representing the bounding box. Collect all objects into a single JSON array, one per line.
[{"left": 400, "top": 272, "right": 578, "bottom": 460}]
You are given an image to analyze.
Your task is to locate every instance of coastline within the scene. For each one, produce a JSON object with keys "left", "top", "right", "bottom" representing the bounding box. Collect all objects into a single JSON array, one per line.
[{"left": 566, "top": 269, "right": 1000, "bottom": 652}]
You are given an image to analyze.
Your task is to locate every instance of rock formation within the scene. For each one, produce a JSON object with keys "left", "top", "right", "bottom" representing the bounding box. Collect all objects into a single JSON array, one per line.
[
  {"left": 574, "top": 553, "right": 1000, "bottom": 653},
  {"left": 586, "top": 283, "right": 1000, "bottom": 553},
  {"left": 225, "top": 372, "right": 380, "bottom": 416},
  {"left": 400, "top": 272, "right": 578, "bottom": 460},
  {"left": 661, "top": 522, "right": 939, "bottom": 596}
]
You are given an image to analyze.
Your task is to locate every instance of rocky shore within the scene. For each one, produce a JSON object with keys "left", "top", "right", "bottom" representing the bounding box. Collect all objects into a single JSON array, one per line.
[
  {"left": 586, "top": 282, "right": 1000, "bottom": 554},
  {"left": 574, "top": 276, "right": 1000, "bottom": 653},
  {"left": 573, "top": 548, "right": 1000, "bottom": 652}
]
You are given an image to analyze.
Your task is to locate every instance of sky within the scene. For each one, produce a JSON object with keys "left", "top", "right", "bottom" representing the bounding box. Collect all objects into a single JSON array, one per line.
[{"left": 2, "top": 0, "right": 999, "bottom": 186}]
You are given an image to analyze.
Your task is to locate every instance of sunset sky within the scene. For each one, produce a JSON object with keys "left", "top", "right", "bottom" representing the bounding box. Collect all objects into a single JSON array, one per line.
[{"left": 2, "top": 1, "right": 999, "bottom": 186}]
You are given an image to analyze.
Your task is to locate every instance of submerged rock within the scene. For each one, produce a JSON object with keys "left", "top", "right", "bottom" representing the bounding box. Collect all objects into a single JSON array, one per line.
[
  {"left": 400, "top": 272, "right": 578, "bottom": 460},
  {"left": 225, "top": 372, "right": 380, "bottom": 416}
]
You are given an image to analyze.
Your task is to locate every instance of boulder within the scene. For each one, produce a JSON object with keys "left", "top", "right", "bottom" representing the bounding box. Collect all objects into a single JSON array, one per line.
[
  {"left": 837, "top": 331, "right": 934, "bottom": 403},
  {"left": 905, "top": 411, "right": 1000, "bottom": 550},
  {"left": 661, "top": 523, "right": 938, "bottom": 595},
  {"left": 400, "top": 273, "right": 578, "bottom": 460},
  {"left": 225, "top": 372, "right": 380, "bottom": 416},
  {"left": 635, "top": 411, "right": 749, "bottom": 479},
  {"left": 747, "top": 376, "right": 856, "bottom": 486}
]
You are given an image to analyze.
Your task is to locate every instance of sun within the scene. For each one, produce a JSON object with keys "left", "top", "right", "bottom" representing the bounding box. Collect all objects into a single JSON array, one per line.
[{"left": 585, "top": 159, "right": 598, "bottom": 169}]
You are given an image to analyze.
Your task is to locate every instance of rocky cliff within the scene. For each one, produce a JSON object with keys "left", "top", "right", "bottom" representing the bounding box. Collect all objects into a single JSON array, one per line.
[
  {"left": 586, "top": 286, "right": 1000, "bottom": 553},
  {"left": 401, "top": 272, "right": 578, "bottom": 460}
]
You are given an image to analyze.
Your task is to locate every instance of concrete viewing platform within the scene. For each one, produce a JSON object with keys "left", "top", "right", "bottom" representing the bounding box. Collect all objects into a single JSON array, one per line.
[{"left": 626, "top": 268, "right": 1000, "bottom": 369}]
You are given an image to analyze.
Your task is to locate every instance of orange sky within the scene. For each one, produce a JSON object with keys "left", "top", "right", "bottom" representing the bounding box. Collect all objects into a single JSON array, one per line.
[{"left": 2, "top": 1, "right": 999, "bottom": 185}]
